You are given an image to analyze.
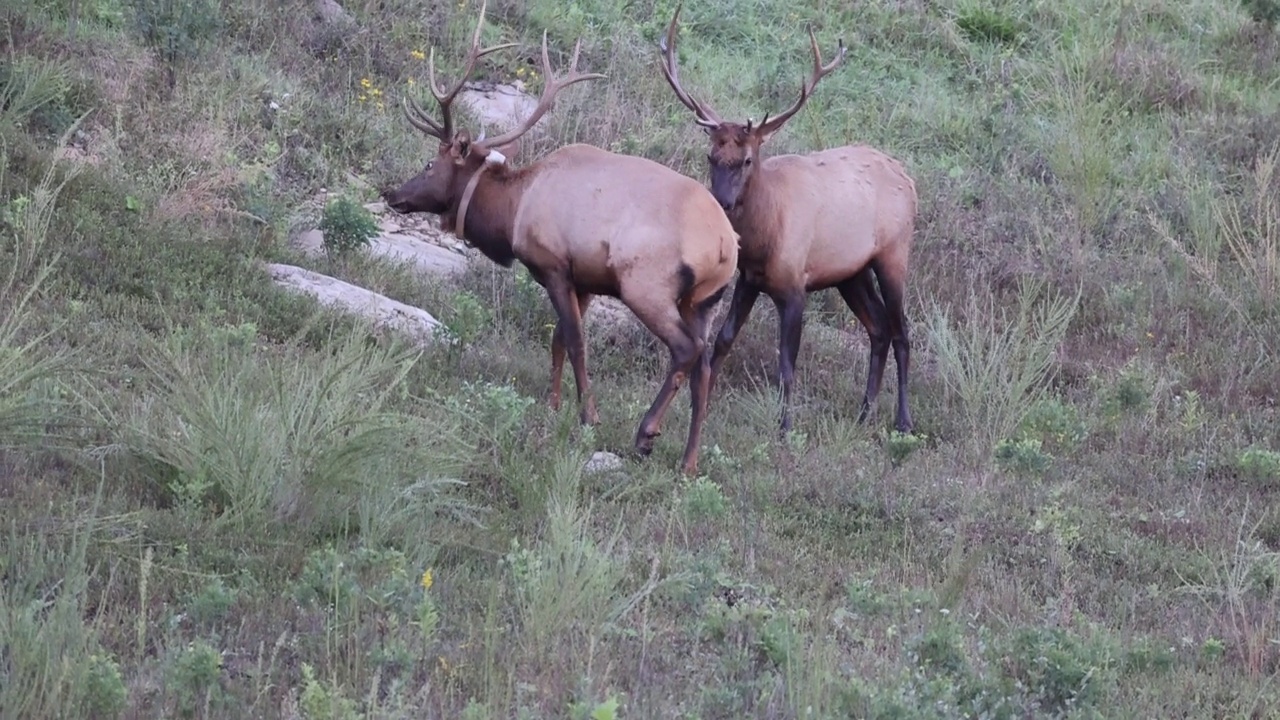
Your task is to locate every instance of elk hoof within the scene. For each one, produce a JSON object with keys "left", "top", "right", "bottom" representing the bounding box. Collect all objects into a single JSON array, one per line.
[
  {"left": 895, "top": 419, "right": 914, "bottom": 434},
  {"left": 634, "top": 430, "right": 660, "bottom": 457}
]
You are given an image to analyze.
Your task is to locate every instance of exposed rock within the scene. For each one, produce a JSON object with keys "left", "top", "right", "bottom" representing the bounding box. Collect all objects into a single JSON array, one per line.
[
  {"left": 583, "top": 451, "right": 625, "bottom": 474},
  {"left": 313, "top": 0, "right": 354, "bottom": 26},
  {"left": 458, "top": 81, "right": 540, "bottom": 133},
  {"left": 267, "top": 263, "right": 442, "bottom": 345},
  {"left": 294, "top": 228, "right": 467, "bottom": 277}
]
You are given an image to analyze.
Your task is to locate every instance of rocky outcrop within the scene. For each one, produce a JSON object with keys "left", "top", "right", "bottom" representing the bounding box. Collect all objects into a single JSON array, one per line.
[{"left": 267, "top": 263, "right": 443, "bottom": 345}]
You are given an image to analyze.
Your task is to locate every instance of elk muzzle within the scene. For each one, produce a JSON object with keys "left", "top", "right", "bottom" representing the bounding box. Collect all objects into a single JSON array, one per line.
[{"left": 708, "top": 163, "right": 745, "bottom": 212}]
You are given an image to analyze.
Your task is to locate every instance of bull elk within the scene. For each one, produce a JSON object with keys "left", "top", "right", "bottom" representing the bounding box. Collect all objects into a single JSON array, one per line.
[
  {"left": 380, "top": 1, "right": 740, "bottom": 476},
  {"left": 657, "top": 4, "right": 918, "bottom": 435}
]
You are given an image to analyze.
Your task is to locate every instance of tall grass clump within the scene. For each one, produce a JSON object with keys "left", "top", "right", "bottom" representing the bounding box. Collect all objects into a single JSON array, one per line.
[
  {"left": 0, "top": 489, "right": 128, "bottom": 720},
  {"left": 0, "top": 56, "right": 73, "bottom": 135},
  {"left": 926, "top": 277, "right": 1080, "bottom": 464},
  {"left": 1037, "top": 41, "right": 1127, "bottom": 240},
  {"left": 1156, "top": 141, "right": 1280, "bottom": 354},
  {"left": 0, "top": 126, "right": 86, "bottom": 450},
  {"left": 113, "top": 322, "right": 474, "bottom": 539}
]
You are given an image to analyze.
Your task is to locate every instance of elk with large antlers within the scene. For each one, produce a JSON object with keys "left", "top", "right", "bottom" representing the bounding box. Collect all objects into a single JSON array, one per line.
[
  {"left": 381, "top": 1, "right": 740, "bottom": 476},
  {"left": 657, "top": 4, "right": 918, "bottom": 435}
]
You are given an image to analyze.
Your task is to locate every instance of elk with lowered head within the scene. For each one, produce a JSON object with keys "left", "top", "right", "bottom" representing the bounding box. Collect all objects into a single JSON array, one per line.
[
  {"left": 381, "top": 2, "right": 740, "bottom": 476},
  {"left": 657, "top": 4, "right": 919, "bottom": 435}
]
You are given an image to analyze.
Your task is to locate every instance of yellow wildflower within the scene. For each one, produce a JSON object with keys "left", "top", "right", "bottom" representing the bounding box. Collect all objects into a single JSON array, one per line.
[
  {"left": 376, "top": 101, "right": 385, "bottom": 111},
  {"left": 358, "top": 94, "right": 367, "bottom": 102},
  {"left": 407, "top": 77, "right": 416, "bottom": 86},
  {"left": 420, "top": 568, "right": 434, "bottom": 590},
  {"left": 411, "top": 49, "right": 426, "bottom": 60},
  {"left": 360, "top": 77, "right": 372, "bottom": 88},
  {"left": 371, "top": 87, "right": 382, "bottom": 96},
  {"left": 516, "top": 66, "right": 526, "bottom": 77}
]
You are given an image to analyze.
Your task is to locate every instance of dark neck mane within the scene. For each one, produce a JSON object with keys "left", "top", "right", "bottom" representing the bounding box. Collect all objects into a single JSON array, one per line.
[{"left": 452, "top": 163, "right": 535, "bottom": 268}]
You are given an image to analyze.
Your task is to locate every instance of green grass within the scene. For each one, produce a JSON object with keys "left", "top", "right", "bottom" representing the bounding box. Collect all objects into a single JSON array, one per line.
[{"left": 2, "top": 0, "right": 1280, "bottom": 716}]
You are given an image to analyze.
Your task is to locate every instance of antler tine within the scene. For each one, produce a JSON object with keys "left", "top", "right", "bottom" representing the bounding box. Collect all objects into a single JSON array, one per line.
[
  {"left": 480, "top": 31, "right": 606, "bottom": 150},
  {"left": 403, "top": 95, "right": 446, "bottom": 139},
  {"left": 756, "top": 25, "right": 847, "bottom": 136},
  {"left": 416, "top": 0, "right": 518, "bottom": 139},
  {"left": 658, "top": 3, "right": 722, "bottom": 128}
]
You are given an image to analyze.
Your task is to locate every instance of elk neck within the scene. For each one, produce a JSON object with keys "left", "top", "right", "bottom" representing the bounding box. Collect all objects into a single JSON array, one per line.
[
  {"left": 451, "top": 162, "right": 534, "bottom": 268},
  {"left": 728, "top": 166, "right": 784, "bottom": 256}
]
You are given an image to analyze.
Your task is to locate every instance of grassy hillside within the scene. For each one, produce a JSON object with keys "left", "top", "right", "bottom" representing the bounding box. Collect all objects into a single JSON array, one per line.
[{"left": 3, "top": 0, "right": 1280, "bottom": 716}]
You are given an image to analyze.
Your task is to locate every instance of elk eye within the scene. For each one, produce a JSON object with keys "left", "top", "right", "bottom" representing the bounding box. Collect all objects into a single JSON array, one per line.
[
  {"left": 744, "top": 157, "right": 753, "bottom": 167},
  {"left": 426, "top": 161, "right": 434, "bottom": 171}
]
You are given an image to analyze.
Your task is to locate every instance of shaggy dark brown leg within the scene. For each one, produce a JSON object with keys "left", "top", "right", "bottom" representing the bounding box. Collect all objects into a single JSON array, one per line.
[
  {"left": 837, "top": 269, "right": 891, "bottom": 425},
  {"left": 872, "top": 260, "right": 912, "bottom": 433},
  {"left": 707, "top": 276, "right": 761, "bottom": 397},
  {"left": 545, "top": 280, "right": 598, "bottom": 425},
  {"left": 774, "top": 290, "right": 806, "bottom": 433}
]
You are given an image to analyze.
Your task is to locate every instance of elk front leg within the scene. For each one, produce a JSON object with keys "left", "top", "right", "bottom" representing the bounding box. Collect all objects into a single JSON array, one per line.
[
  {"left": 774, "top": 290, "right": 806, "bottom": 434},
  {"left": 545, "top": 281, "right": 598, "bottom": 425},
  {"left": 707, "top": 276, "right": 761, "bottom": 397}
]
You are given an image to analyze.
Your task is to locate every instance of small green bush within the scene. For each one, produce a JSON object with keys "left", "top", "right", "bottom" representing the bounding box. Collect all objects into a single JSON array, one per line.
[
  {"left": 1237, "top": 447, "right": 1280, "bottom": 488},
  {"left": 318, "top": 195, "right": 379, "bottom": 265},
  {"left": 1242, "top": 0, "right": 1280, "bottom": 28},
  {"left": 954, "top": 3, "right": 1026, "bottom": 46},
  {"left": 126, "top": 0, "right": 221, "bottom": 88}
]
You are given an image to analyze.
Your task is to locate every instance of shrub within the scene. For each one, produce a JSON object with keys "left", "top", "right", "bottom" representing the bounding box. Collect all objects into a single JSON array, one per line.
[
  {"left": 126, "top": 0, "right": 221, "bottom": 90},
  {"left": 318, "top": 195, "right": 379, "bottom": 266}
]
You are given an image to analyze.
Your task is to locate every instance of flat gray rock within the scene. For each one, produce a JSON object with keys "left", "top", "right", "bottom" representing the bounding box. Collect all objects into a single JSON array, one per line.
[{"left": 267, "top": 263, "right": 442, "bottom": 345}]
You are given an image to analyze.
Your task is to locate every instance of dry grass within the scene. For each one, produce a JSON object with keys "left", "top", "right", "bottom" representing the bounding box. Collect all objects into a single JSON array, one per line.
[{"left": 1, "top": 0, "right": 1280, "bottom": 717}]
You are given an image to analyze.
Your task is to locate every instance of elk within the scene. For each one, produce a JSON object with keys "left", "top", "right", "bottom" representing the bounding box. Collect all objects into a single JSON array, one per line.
[
  {"left": 657, "top": 4, "right": 917, "bottom": 435},
  {"left": 380, "top": 1, "right": 740, "bottom": 476}
]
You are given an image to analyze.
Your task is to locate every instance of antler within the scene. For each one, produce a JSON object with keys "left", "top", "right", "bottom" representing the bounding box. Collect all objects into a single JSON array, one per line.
[
  {"left": 401, "top": 0, "right": 518, "bottom": 140},
  {"left": 478, "top": 31, "right": 605, "bottom": 150},
  {"left": 658, "top": 3, "right": 722, "bottom": 129},
  {"left": 754, "top": 26, "right": 846, "bottom": 137}
]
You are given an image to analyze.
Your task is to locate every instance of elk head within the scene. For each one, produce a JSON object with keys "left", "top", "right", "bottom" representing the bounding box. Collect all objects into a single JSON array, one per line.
[
  {"left": 658, "top": 3, "right": 846, "bottom": 212},
  {"left": 382, "top": 0, "right": 604, "bottom": 222}
]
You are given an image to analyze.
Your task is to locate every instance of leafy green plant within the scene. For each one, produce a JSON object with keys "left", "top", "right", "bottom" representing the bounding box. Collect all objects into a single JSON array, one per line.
[
  {"left": 126, "top": 0, "right": 221, "bottom": 90},
  {"left": 441, "top": 289, "right": 493, "bottom": 347},
  {"left": 298, "top": 662, "right": 362, "bottom": 720},
  {"left": 1242, "top": 0, "right": 1280, "bottom": 28},
  {"left": 83, "top": 652, "right": 128, "bottom": 718},
  {"left": 167, "top": 639, "right": 224, "bottom": 716},
  {"left": 682, "top": 476, "right": 728, "bottom": 522},
  {"left": 994, "top": 436, "right": 1052, "bottom": 476},
  {"left": 1237, "top": 447, "right": 1280, "bottom": 489},
  {"left": 884, "top": 429, "right": 926, "bottom": 467},
  {"left": 318, "top": 195, "right": 379, "bottom": 266}
]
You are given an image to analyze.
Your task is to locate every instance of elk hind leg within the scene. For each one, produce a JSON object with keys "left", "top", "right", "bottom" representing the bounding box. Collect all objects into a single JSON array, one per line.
[
  {"left": 679, "top": 286, "right": 728, "bottom": 476},
  {"left": 629, "top": 301, "right": 702, "bottom": 460},
  {"left": 871, "top": 257, "right": 913, "bottom": 433},
  {"left": 544, "top": 280, "right": 598, "bottom": 425},
  {"left": 837, "top": 269, "right": 891, "bottom": 425},
  {"left": 549, "top": 292, "right": 594, "bottom": 411}
]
